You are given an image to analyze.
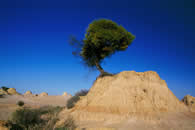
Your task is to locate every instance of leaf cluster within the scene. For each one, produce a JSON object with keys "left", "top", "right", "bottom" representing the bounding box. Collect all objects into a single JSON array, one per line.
[{"left": 81, "top": 19, "right": 135, "bottom": 67}]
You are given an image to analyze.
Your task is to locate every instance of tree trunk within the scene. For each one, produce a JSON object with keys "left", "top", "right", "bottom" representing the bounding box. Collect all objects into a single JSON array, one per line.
[{"left": 95, "top": 62, "right": 105, "bottom": 74}]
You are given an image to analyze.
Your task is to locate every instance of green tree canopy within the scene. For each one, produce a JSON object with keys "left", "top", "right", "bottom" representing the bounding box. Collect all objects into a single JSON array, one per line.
[{"left": 70, "top": 19, "right": 135, "bottom": 76}]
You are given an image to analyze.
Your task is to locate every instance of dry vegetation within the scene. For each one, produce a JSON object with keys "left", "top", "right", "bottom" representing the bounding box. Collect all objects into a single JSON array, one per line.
[
  {"left": 67, "top": 89, "right": 88, "bottom": 109},
  {"left": 6, "top": 106, "right": 76, "bottom": 130}
]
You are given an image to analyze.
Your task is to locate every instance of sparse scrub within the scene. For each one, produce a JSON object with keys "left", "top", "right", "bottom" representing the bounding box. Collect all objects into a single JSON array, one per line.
[
  {"left": 66, "top": 96, "right": 80, "bottom": 109},
  {"left": 67, "top": 89, "right": 88, "bottom": 109},
  {"left": 10, "top": 106, "right": 68, "bottom": 130},
  {"left": 75, "top": 89, "right": 88, "bottom": 97},
  {"left": 4, "top": 120, "right": 23, "bottom": 130},
  {"left": 11, "top": 108, "right": 43, "bottom": 129},
  {"left": 38, "top": 105, "right": 63, "bottom": 115},
  {"left": 17, "top": 100, "right": 24, "bottom": 107},
  {"left": 0, "top": 94, "right": 5, "bottom": 98}
]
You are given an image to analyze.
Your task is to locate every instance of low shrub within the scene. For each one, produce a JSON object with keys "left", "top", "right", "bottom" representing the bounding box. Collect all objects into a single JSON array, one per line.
[
  {"left": 2, "top": 120, "right": 23, "bottom": 130},
  {"left": 66, "top": 96, "right": 80, "bottom": 109},
  {"left": 0, "top": 94, "right": 5, "bottom": 98},
  {"left": 17, "top": 101, "right": 24, "bottom": 107},
  {"left": 11, "top": 108, "right": 43, "bottom": 129},
  {"left": 75, "top": 89, "right": 89, "bottom": 97},
  {"left": 10, "top": 106, "right": 65, "bottom": 130},
  {"left": 36, "top": 105, "right": 63, "bottom": 116},
  {"left": 67, "top": 89, "right": 88, "bottom": 109}
]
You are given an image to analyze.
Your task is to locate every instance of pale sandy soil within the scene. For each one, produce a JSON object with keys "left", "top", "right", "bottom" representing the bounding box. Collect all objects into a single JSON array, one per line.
[
  {"left": 0, "top": 95, "right": 69, "bottom": 120},
  {"left": 73, "top": 112, "right": 195, "bottom": 130},
  {"left": 58, "top": 109, "right": 195, "bottom": 130},
  {"left": 1, "top": 95, "right": 195, "bottom": 130}
]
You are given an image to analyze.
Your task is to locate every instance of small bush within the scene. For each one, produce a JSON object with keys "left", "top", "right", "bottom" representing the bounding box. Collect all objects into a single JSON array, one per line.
[
  {"left": 2, "top": 120, "right": 23, "bottom": 130},
  {"left": 9, "top": 123, "right": 24, "bottom": 130},
  {"left": 66, "top": 96, "right": 80, "bottom": 109},
  {"left": 11, "top": 108, "right": 43, "bottom": 129},
  {"left": 38, "top": 105, "right": 63, "bottom": 115},
  {"left": 17, "top": 101, "right": 24, "bottom": 107},
  {"left": 67, "top": 89, "right": 88, "bottom": 109},
  {"left": 0, "top": 94, "right": 5, "bottom": 98},
  {"left": 10, "top": 106, "right": 64, "bottom": 130},
  {"left": 75, "top": 89, "right": 88, "bottom": 97}
]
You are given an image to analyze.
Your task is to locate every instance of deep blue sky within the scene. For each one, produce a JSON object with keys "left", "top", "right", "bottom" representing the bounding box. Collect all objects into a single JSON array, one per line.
[{"left": 0, "top": 0, "right": 194, "bottom": 99}]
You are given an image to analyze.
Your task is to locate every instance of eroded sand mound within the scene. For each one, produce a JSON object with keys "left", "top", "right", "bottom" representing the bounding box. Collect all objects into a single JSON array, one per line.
[
  {"left": 182, "top": 95, "right": 195, "bottom": 106},
  {"left": 7, "top": 88, "right": 20, "bottom": 95},
  {"left": 65, "top": 71, "right": 188, "bottom": 122},
  {"left": 24, "top": 91, "right": 32, "bottom": 95},
  {"left": 62, "top": 92, "right": 72, "bottom": 98},
  {"left": 182, "top": 95, "right": 195, "bottom": 112},
  {"left": 0, "top": 89, "right": 8, "bottom": 95},
  {"left": 75, "top": 71, "right": 186, "bottom": 113},
  {"left": 39, "top": 92, "right": 48, "bottom": 97},
  {"left": 62, "top": 92, "right": 68, "bottom": 96},
  {"left": 0, "top": 88, "right": 20, "bottom": 95}
]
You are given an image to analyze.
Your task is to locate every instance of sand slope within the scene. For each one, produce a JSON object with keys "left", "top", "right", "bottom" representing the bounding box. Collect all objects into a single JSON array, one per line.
[
  {"left": 57, "top": 71, "right": 194, "bottom": 129},
  {"left": 73, "top": 71, "right": 187, "bottom": 116}
]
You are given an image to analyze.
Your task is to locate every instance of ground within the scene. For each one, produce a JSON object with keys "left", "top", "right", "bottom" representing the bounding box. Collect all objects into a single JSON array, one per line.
[
  {"left": 57, "top": 108, "right": 195, "bottom": 130},
  {"left": 0, "top": 95, "right": 69, "bottom": 121},
  {"left": 1, "top": 95, "right": 195, "bottom": 130},
  {"left": 74, "top": 113, "right": 195, "bottom": 130}
]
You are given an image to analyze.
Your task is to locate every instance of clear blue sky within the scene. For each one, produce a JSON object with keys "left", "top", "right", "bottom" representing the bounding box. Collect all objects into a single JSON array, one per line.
[{"left": 0, "top": 0, "right": 194, "bottom": 99}]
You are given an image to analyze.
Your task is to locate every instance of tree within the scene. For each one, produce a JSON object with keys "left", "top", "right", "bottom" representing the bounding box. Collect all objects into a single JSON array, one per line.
[{"left": 70, "top": 19, "right": 135, "bottom": 76}]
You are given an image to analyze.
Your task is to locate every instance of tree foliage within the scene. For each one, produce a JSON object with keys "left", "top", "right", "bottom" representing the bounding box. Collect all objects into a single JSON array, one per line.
[{"left": 70, "top": 19, "right": 135, "bottom": 75}]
